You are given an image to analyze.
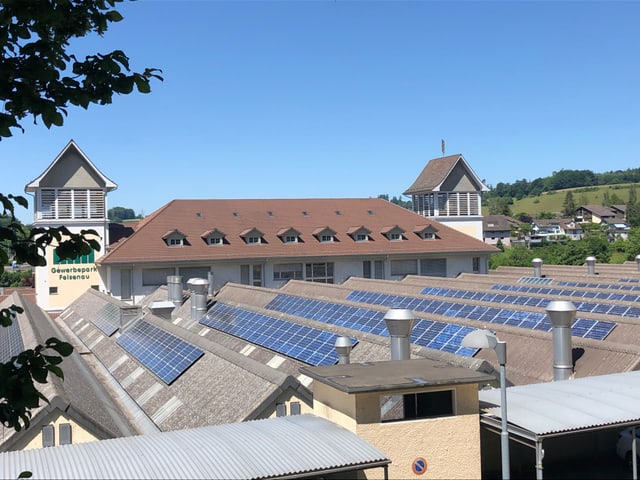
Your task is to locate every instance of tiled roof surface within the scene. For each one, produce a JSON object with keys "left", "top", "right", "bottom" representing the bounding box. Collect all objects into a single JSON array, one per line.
[
  {"left": 403, "top": 154, "right": 462, "bottom": 195},
  {"left": 99, "top": 198, "right": 497, "bottom": 265}
]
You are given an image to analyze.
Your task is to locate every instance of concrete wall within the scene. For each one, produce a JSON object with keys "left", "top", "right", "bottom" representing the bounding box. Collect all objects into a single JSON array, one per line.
[{"left": 21, "top": 413, "right": 99, "bottom": 451}]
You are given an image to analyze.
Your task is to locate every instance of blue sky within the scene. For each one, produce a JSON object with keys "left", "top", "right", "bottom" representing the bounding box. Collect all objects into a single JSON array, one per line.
[{"left": 3, "top": 0, "right": 639, "bottom": 224}]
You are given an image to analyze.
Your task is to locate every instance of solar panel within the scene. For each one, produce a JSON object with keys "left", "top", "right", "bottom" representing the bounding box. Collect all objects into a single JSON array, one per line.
[
  {"left": 0, "top": 316, "right": 24, "bottom": 363},
  {"left": 200, "top": 303, "right": 353, "bottom": 366},
  {"left": 116, "top": 320, "right": 203, "bottom": 384},
  {"left": 266, "top": 294, "right": 478, "bottom": 357},
  {"left": 350, "top": 290, "right": 614, "bottom": 340},
  {"left": 518, "top": 276, "right": 554, "bottom": 285},
  {"left": 89, "top": 302, "right": 120, "bottom": 336}
]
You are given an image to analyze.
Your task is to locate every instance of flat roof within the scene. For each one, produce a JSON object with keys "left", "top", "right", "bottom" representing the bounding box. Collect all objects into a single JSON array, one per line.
[{"left": 300, "top": 358, "right": 495, "bottom": 394}]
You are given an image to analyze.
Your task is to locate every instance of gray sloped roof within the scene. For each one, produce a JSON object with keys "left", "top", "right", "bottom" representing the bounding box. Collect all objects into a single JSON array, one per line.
[
  {"left": 479, "top": 370, "right": 640, "bottom": 441},
  {"left": 0, "top": 415, "right": 391, "bottom": 480}
]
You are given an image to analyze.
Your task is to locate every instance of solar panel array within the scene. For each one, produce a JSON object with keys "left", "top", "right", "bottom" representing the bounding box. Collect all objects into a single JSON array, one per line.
[
  {"left": 518, "top": 276, "right": 554, "bottom": 285},
  {"left": 0, "top": 318, "right": 24, "bottom": 363},
  {"left": 264, "top": 294, "right": 479, "bottom": 357},
  {"left": 491, "top": 284, "right": 640, "bottom": 317},
  {"left": 345, "top": 289, "right": 615, "bottom": 341},
  {"left": 620, "top": 278, "right": 640, "bottom": 284},
  {"left": 201, "top": 303, "right": 355, "bottom": 366},
  {"left": 116, "top": 320, "right": 204, "bottom": 384},
  {"left": 88, "top": 302, "right": 120, "bottom": 336},
  {"left": 558, "top": 280, "right": 640, "bottom": 292}
]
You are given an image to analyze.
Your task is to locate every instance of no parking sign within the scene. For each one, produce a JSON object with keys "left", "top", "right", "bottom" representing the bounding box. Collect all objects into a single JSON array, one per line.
[{"left": 412, "top": 457, "right": 428, "bottom": 475}]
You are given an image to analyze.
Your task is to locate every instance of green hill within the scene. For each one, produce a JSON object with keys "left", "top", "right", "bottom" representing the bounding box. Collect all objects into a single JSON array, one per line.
[{"left": 485, "top": 183, "right": 637, "bottom": 218}]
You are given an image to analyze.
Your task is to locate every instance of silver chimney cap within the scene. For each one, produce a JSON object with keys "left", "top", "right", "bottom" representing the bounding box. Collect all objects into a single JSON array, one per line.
[
  {"left": 383, "top": 308, "right": 416, "bottom": 336},
  {"left": 334, "top": 336, "right": 353, "bottom": 364}
]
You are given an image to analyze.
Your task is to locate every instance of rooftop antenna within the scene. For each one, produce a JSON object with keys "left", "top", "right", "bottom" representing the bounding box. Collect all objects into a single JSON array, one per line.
[{"left": 441, "top": 138, "right": 445, "bottom": 157}]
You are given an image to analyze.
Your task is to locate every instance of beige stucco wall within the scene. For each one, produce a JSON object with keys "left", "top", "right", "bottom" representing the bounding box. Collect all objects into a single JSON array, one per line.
[
  {"left": 23, "top": 413, "right": 99, "bottom": 450},
  {"left": 262, "top": 388, "right": 314, "bottom": 419},
  {"left": 312, "top": 382, "right": 483, "bottom": 479}
]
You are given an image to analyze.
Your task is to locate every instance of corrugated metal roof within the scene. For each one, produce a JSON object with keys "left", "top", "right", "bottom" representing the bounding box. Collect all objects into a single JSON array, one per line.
[
  {"left": 0, "top": 415, "right": 390, "bottom": 480},
  {"left": 480, "top": 370, "right": 640, "bottom": 439}
]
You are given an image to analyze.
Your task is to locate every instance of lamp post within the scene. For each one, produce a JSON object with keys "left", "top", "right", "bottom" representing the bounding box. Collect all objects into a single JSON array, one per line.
[{"left": 463, "top": 329, "right": 510, "bottom": 480}]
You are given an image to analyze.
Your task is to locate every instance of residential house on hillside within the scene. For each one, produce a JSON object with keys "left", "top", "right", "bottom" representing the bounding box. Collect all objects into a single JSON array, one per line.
[
  {"left": 575, "top": 204, "right": 623, "bottom": 224},
  {"left": 97, "top": 198, "right": 498, "bottom": 303},
  {"left": 482, "top": 214, "right": 520, "bottom": 246},
  {"left": 404, "top": 154, "right": 489, "bottom": 241},
  {"left": 530, "top": 218, "right": 583, "bottom": 244}
]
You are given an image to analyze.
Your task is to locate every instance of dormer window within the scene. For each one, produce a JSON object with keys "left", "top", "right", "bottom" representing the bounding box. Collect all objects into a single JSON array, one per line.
[
  {"left": 201, "top": 228, "right": 226, "bottom": 246},
  {"left": 240, "top": 227, "right": 265, "bottom": 245},
  {"left": 381, "top": 225, "right": 406, "bottom": 242},
  {"left": 277, "top": 227, "right": 301, "bottom": 244},
  {"left": 163, "top": 229, "right": 187, "bottom": 247},
  {"left": 348, "top": 226, "right": 371, "bottom": 243},
  {"left": 414, "top": 225, "right": 439, "bottom": 240},
  {"left": 313, "top": 227, "right": 337, "bottom": 243}
]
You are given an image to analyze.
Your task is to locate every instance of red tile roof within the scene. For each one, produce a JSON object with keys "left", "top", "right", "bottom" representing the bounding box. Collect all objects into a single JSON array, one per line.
[{"left": 98, "top": 198, "right": 498, "bottom": 265}]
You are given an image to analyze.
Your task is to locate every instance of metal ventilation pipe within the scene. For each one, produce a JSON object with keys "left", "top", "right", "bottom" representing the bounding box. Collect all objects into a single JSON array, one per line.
[
  {"left": 187, "top": 278, "right": 209, "bottom": 320},
  {"left": 636, "top": 254, "right": 640, "bottom": 272},
  {"left": 167, "top": 275, "right": 183, "bottom": 307},
  {"left": 383, "top": 308, "right": 416, "bottom": 361},
  {"left": 120, "top": 305, "right": 142, "bottom": 328},
  {"left": 586, "top": 256, "right": 596, "bottom": 275},
  {"left": 545, "top": 300, "right": 577, "bottom": 381},
  {"left": 334, "top": 336, "right": 353, "bottom": 364},
  {"left": 207, "top": 271, "right": 215, "bottom": 296},
  {"left": 532, "top": 258, "right": 543, "bottom": 278}
]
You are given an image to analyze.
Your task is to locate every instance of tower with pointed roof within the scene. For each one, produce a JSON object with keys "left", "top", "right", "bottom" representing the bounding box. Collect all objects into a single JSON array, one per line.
[
  {"left": 25, "top": 140, "right": 117, "bottom": 311},
  {"left": 404, "top": 154, "right": 488, "bottom": 241}
]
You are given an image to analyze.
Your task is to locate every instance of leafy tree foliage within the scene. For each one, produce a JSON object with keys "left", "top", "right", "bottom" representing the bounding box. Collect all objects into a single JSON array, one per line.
[
  {"left": 562, "top": 191, "right": 576, "bottom": 218},
  {"left": 0, "top": 0, "right": 161, "bottom": 432},
  {"left": 108, "top": 206, "right": 141, "bottom": 223},
  {"left": 378, "top": 194, "right": 412, "bottom": 210}
]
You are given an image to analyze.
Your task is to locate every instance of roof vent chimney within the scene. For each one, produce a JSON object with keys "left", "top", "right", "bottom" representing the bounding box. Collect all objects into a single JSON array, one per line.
[
  {"left": 207, "top": 271, "right": 214, "bottom": 296},
  {"left": 545, "top": 300, "right": 576, "bottom": 381},
  {"left": 167, "top": 275, "right": 183, "bottom": 307},
  {"left": 586, "top": 256, "right": 596, "bottom": 275},
  {"left": 187, "top": 278, "right": 209, "bottom": 321},
  {"left": 532, "top": 258, "right": 543, "bottom": 278},
  {"left": 635, "top": 254, "right": 640, "bottom": 272},
  {"left": 334, "top": 336, "right": 353, "bottom": 364},
  {"left": 383, "top": 308, "right": 415, "bottom": 361}
]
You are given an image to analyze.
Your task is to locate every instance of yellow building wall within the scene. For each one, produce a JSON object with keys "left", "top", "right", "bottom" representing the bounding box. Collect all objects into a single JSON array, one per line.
[
  {"left": 23, "top": 413, "right": 99, "bottom": 450},
  {"left": 262, "top": 388, "right": 314, "bottom": 419},
  {"left": 43, "top": 240, "right": 101, "bottom": 311},
  {"left": 312, "top": 383, "right": 483, "bottom": 480}
]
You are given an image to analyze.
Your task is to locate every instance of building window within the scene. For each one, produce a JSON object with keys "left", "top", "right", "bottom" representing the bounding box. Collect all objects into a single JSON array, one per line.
[
  {"left": 49, "top": 287, "right": 58, "bottom": 295},
  {"left": 473, "top": 257, "right": 481, "bottom": 273},
  {"left": 246, "top": 236, "right": 261, "bottom": 244},
  {"left": 390, "top": 232, "right": 402, "bottom": 241},
  {"left": 273, "top": 263, "right": 303, "bottom": 281},
  {"left": 59, "top": 423, "right": 72, "bottom": 445},
  {"left": 169, "top": 238, "right": 183, "bottom": 246},
  {"left": 142, "top": 267, "right": 175, "bottom": 286},
  {"left": 241, "top": 264, "right": 262, "bottom": 287},
  {"left": 380, "top": 390, "right": 454, "bottom": 422},
  {"left": 276, "top": 403, "right": 287, "bottom": 417},
  {"left": 209, "top": 237, "right": 223, "bottom": 245},
  {"left": 320, "top": 234, "right": 334, "bottom": 243},
  {"left": 305, "top": 262, "right": 334, "bottom": 283},
  {"left": 356, "top": 233, "right": 368, "bottom": 242},
  {"left": 363, "top": 260, "right": 385, "bottom": 279},
  {"left": 38, "top": 188, "right": 105, "bottom": 220},
  {"left": 390, "top": 259, "right": 417, "bottom": 276},
  {"left": 284, "top": 235, "right": 298, "bottom": 243},
  {"left": 422, "top": 232, "right": 436, "bottom": 240},
  {"left": 42, "top": 424, "right": 55, "bottom": 447}
]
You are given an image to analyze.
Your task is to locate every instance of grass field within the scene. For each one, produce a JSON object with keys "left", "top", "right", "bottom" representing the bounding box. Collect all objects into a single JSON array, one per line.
[{"left": 484, "top": 183, "right": 638, "bottom": 218}]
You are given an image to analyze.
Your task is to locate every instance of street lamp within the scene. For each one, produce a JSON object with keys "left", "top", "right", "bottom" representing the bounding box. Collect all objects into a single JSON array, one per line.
[{"left": 463, "top": 329, "right": 510, "bottom": 480}]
